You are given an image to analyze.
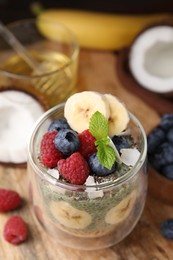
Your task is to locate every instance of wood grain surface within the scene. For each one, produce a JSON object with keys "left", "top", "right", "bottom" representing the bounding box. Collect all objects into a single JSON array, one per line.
[{"left": 0, "top": 49, "right": 173, "bottom": 260}]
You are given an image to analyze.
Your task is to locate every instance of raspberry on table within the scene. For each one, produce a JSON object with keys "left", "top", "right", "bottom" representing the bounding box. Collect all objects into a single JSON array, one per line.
[
  {"left": 3, "top": 215, "right": 28, "bottom": 245},
  {"left": 57, "top": 152, "right": 89, "bottom": 185},
  {"left": 0, "top": 189, "right": 22, "bottom": 212},
  {"left": 78, "top": 129, "right": 97, "bottom": 159},
  {"left": 40, "top": 131, "right": 64, "bottom": 168}
]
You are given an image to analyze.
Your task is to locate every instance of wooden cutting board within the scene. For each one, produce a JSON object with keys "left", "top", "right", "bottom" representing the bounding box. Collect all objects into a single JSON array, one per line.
[{"left": 0, "top": 49, "right": 173, "bottom": 260}]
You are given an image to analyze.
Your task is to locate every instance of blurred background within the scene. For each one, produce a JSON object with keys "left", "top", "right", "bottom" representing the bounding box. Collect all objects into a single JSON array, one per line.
[{"left": 1, "top": 0, "right": 173, "bottom": 24}]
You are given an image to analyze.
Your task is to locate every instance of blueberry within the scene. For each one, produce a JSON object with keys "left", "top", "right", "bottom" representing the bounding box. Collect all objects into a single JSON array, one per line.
[
  {"left": 167, "top": 128, "right": 173, "bottom": 144},
  {"left": 88, "top": 153, "right": 117, "bottom": 176},
  {"left": 48, "top": 119, "right": 70, "bottom": 132},
  {"left": 160, "top": 114, "right": 173, "bottom": 132},
  {"left": 54, "top": 129, "right": 80, "bottom": 156},
  {"left": 161, "top": 164, "right": 173, "bottom": 180},
  {"left": 148, "top": 154, "right": 162, "bottom": 172},
  {"left": 160, "top": 219, "right": 173, "bottom": 240},
  {"left": 147, "top": 127, "right": 165, "bottom": 154},
  {"left": 112, "top": 135, "right": 130, "bottom": 152},
  {"left": 150, "top": 142, "right": 173, "bottom": 167}
]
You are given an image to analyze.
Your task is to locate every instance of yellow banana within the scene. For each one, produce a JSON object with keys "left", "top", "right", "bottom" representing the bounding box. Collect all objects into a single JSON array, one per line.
[{"left": 36, "top": 9, "right": 171, "bottom": 50}]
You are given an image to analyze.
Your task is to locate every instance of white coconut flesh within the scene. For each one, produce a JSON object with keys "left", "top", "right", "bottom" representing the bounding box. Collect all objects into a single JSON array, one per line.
[
  {"left": 0, "top": 90, "right": 44, "bottom": 164},
  {"left": 129, "top": 26, "right": 173, "bottom": 93}
]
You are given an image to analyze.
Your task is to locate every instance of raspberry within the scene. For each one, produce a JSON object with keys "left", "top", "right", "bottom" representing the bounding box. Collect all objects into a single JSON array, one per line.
[
  {"left": 78, "top": 129, "right": 97, "bottom": 159},
  {"left": 40, "top": 131, "right": 64, "bottom": 168},
  {"left": 57, "top": 152, "right": 89, "bottom": 185},
  {"left": 0, "top": 189, "right": 22, "bottom": 212},
  {"left": 3, "top": 215, "right": 28, "bottom": 245}
]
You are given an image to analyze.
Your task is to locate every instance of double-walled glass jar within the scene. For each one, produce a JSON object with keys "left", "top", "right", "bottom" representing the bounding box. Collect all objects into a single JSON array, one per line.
[{"left": 27, "top": 103, "right": 147, "bottom": 250}]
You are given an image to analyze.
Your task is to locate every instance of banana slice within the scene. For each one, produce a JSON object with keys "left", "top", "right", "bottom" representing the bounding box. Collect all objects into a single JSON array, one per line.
[
  {"left": 104, "top": 94, "right": 129, "bottom": 136},
  {"left": 64, "top": 91, "right": 110, "bottom": 133},
  {"left": 49, "top": 200, "right": 92, "bottom": 229},
  {"left": 105, "top": 190, "right": 137, "bottom": 225}
]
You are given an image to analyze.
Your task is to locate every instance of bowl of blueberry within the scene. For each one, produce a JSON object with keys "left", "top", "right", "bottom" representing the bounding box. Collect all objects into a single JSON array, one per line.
[{"left": 147, "top": 113, "right": 173, "bottom": 205}]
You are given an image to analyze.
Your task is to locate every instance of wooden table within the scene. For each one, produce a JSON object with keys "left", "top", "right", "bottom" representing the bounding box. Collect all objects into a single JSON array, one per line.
[{"left": 0, "top": 49, "right": 173, "bottom": 260}]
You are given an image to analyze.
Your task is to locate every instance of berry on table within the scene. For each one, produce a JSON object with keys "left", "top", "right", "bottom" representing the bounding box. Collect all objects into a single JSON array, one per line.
[
  {"left": 160, "top": 219, "right": 173, "bottom": 240},
  {"left": 40, "top": 131, "right": 64, "bottom": 168},
  {"left": 48, "top": 119, "right": 70, "bottom": 132},
  {"left": 54, "top": 129, "right": 80, "bottom": 156},
  {"left": 78, "top": 129, "right": 97, "bottom": 158},
  {"left": 0, "top": 189, "right": 22, "bottom": 212},
  {"left": 3, "top": 215, "right": 28, "bottom": 245},
  {"left": 57, "top": 152, "right": 89, "bottom": 185},
  {"left": 88, "top": 153, "right": 117, "bottom": 176}
]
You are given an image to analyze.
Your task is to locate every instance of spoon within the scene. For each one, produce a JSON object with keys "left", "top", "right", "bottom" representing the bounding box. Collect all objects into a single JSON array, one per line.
[{"left": 0, "top": 21, "right": 42, "bottom": 73}]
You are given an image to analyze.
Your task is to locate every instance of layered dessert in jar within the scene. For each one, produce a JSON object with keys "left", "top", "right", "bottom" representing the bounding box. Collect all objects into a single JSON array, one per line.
[{"left": 28, "top": 91, "right": 147, "bottom": 250}]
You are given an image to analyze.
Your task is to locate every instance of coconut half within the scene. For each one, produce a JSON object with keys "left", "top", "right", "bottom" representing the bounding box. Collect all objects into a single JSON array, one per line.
[
  {"left": 129, "top": 25, "right": 173, "bottom": 94},
  {"left": 0, "top": 90, "right": 45, "bottom": 165}
]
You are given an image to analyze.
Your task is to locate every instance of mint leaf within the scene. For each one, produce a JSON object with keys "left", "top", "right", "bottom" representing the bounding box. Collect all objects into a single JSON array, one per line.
[
  {"left": 89, "top": 111, "right": 108, "bottom": 139},
  {"left": 97, "top": 144, "right": 116, "bottom": 170},
  {"left": 89, "top": 111, "right": 117, "bottom": 169},
  {"left": 95, "top": 136, "right": 110, "bottom": 146}
]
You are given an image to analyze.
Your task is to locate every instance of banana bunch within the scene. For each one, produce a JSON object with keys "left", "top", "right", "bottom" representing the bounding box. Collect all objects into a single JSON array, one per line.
[{"left": 36, "top": 9, "right": 171, "bottom": 50}]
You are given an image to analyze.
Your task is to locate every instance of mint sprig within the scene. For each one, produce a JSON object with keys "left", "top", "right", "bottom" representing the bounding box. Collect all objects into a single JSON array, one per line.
[
  {"left": 97, "top": 144, "right": 115, "bottom": 170},
  {"left": 89, "top": 111, "right": 116, "bottom": 170},
  {"left": 89, "top": 111, "right": 108, "bottom": 140}
]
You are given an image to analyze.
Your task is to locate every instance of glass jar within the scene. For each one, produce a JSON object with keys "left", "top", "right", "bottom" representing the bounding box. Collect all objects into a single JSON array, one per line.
[
  {"left": 27, "top": 103, "right": 147, "bottom": 250},
  {"left": 0, "top": 19, "right": 79, "bottom": 108}
]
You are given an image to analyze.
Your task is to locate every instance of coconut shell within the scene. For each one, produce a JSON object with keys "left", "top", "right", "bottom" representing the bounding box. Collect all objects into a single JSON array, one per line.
[
  {"left": 0, "top": 86, "right": 49, "bottom": 168},
  {"left": 116, "top": 47, "right": 173, "bottom": 115}
]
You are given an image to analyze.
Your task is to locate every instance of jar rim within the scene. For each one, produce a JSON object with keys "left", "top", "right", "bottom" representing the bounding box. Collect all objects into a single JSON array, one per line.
[{"left": 28, "top": 103, "right": 147, "bottom": 190}]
